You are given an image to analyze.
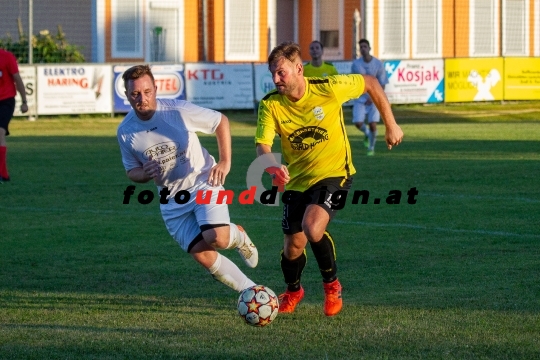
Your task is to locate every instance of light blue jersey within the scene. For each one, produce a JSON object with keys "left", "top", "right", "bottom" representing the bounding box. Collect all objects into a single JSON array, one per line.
[{"left": 351, "top": 57, "right": 388, "bottom": 103}]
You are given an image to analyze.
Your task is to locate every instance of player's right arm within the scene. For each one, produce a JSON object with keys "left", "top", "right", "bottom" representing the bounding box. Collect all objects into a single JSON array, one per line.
[
  {"left": 127, "top": 155, "right": 160, "bottom": 183},
  {"left": 255, "top": 100, "right": 289, "bottom": 185},
  {"left": 362, "top": 75, "right": 403, "bottom": 149}
]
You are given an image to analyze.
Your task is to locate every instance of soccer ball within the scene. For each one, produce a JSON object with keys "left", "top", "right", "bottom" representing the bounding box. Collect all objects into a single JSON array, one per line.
[{"left": 237, "top": 285, "right": 279, "bottom": 327}]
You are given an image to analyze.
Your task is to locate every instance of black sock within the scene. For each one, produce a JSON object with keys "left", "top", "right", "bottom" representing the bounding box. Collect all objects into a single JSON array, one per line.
[
  {"left": 280, "top": 250, "right": 307, "bottom": 292},
  {"left": 309, "top": 231, "right": 337, "bottom": 283}
]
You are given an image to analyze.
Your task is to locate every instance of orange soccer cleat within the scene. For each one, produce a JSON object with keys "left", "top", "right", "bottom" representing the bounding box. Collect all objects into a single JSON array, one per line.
[
  {"left": 278, "top": 286, "right": 305, "bottom": 313},
  {"left": 323, "top": 279, "right": 342, "bottom": 316}
]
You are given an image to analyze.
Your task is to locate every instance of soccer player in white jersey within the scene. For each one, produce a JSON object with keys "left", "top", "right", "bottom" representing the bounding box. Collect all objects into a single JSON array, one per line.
[
  {"left": 351, "top": 39, "right": 389, "bottom": 156},
  {"left": 117, "top": 65, "right": 258, "bottom": 293}
]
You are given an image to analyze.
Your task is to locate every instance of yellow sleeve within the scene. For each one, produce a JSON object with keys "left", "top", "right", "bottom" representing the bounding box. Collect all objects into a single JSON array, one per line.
[
  {"left": 329, "top": 74, "right": 365, "bottom": 103},
  {"left": 255, "top": 99, "right": 277, "bottom": 146}
]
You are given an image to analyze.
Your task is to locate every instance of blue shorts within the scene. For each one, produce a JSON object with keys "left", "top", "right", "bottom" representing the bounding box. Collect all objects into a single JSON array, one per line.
[{"left": 352, "top": 100, "right": 380, "bottom": 124}]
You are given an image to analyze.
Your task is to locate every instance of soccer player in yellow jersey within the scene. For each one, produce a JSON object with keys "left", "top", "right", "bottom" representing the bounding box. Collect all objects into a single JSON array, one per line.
[
  {"left": 302, "top": 40, "right": 338, "bottom": 78},
  {"left": 255, "top": 42, "right": 403, "bottom": 316}
]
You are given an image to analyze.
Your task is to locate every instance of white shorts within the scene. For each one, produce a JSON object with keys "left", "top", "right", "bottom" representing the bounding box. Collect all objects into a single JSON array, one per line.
[
  {"left": 160, "top": 182, "right": 230, "bottom": 253},
  {"left": 352, "top": 100, "right": 380, "bottom": 124}
]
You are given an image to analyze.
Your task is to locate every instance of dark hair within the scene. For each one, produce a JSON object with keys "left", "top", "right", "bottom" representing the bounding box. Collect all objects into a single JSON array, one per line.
[
  {"left": 359, "top": 39, "right": 370, "bottom": 47},
  {"left": 311, "top": 40, "right": 324, "bottom": 50},
  {"left": 268, "top": 41, "right": 302, "bottom": 66},
  {"left": 122, "top": 65, "right": 155, "bottom": 91}
]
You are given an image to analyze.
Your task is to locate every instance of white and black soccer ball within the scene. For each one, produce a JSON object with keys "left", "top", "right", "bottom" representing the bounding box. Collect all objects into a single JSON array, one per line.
[{"left": 237, "top": 285, "right": 279, "bottom": 327}]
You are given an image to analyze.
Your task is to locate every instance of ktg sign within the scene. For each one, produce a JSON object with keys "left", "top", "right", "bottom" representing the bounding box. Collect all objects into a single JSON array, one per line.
[{"left": 113, "top": 64, "right": 186, "bottom": 113}]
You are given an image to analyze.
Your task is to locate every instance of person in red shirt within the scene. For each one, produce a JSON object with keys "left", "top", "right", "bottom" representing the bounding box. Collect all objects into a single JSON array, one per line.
[{"left": 0, "top": 49, "right": 28, "bottom": 182}]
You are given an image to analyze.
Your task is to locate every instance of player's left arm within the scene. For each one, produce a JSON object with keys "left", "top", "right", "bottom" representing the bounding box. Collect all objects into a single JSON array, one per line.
[
  {"left": 363, "top": 75, "right": 403, "bottom": 150},
  {"left": 210, "top": 114, "right": 232, "bottom": 186}
]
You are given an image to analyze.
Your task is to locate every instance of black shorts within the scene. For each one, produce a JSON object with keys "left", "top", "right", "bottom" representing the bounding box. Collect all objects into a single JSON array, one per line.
[
  {"left": 281, "top": 176, "right": 353, "bottom": 235},
  {"left": 0, "top": 97, "right": 16, "bottom": 136}
]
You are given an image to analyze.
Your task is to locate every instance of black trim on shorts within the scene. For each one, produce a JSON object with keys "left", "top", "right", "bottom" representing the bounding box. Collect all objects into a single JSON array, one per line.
[
  {"left": 187, "top": 233, "right": 204, "bottom": 253},
  {"left": 187, "top": 224, "right": 229, "bottom": 253},
  {"left": 200, "top": 223, "right": 228, "bottom": 232}
]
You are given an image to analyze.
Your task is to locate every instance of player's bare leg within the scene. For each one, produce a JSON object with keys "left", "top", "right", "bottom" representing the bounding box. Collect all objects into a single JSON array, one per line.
[{"left": 202, "top": 224, "right": 258, "bottom": 268}]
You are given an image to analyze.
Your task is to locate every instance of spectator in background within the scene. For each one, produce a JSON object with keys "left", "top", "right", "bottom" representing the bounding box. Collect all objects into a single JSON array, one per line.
[
  {"left": 351, "top": 39, "right": 388, "bottom": 156},
  {"left": 0, "top": 49, "right": 28, "bottom": 182},
  {"left": 303, "top": 40, "right": 338, "bottom": 78}
]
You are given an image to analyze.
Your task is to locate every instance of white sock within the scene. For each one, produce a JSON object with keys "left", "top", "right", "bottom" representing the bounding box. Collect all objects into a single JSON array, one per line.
[
  {"left": 369, "top": 130, "right": 378, "bottom": 150},
  {"left": 208, "top": 253, "right": 256, "bottom": 292},
  {"left": 226, "top": 223, "right": 243, "bottom": 250}
]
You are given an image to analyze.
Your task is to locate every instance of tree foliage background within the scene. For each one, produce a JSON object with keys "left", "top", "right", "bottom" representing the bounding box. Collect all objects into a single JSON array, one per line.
[{"left": 0, "top": 19, "right": 85, "bottom": 63}]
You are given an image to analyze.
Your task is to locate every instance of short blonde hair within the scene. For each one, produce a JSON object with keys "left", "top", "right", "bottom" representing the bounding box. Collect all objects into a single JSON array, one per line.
[{"left": 268, "top": 42, "right": 302, "bottom": 67}]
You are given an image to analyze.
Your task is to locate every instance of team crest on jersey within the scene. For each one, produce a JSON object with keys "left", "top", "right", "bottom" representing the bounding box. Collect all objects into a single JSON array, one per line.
[
  {"left": 312, "top": 106, "right": 324, "bottom": 121},
  {"left": 288, "top": 126, "right": 329, "bottom": 150}
]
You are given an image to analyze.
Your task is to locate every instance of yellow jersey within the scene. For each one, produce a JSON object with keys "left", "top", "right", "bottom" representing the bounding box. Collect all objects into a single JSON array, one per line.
[
  {"left": 256, "top": 74, "right": 366, "bottom": 192},
  {"left": 303, "top": 62, "right": 339, "bottom": 78}
]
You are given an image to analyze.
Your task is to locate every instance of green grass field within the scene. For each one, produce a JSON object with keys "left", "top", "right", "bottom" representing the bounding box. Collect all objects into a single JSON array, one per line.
[{"left": 1, "top": 102, "right": 539, "bottom": 359}]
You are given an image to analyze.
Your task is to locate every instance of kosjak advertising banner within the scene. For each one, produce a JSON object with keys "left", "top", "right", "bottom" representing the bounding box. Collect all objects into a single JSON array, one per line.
[
  {"left": 504, "top": 57, "right": 540, "bottom": 100},
  {"left": 445, "top": 58, "right": 504, "bottom": 103},
  {"left": 36, "top": 64, "right": 113, "bottom": 115},
  {"left": 383, "top": 59, "right": 445, "bottom": 104},
  {"left": 113, "top": 64, "right": 186, "bottom": 113},
  {"left": 185, "top": 63, "right": 254, "bottom": 109},
  {"left": 13, "top": 66, "right": 37, "bottom": 117}
]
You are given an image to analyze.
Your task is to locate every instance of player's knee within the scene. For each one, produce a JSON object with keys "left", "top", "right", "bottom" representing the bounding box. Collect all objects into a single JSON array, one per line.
[
  {"left": 283, "top": 233, "right": 307, "bottom": 259},
  {"left": 302, "top": 225, "right": 325, "bottom": 243},
  {"left": 202, "top": 226, "right": 229, "bottom": 249}
]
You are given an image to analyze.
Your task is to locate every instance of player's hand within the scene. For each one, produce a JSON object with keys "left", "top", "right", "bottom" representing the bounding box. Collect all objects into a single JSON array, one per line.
[
  {"left": 385, "top": 124, "right": 404, "bottom": 150},
  {"left": 208, "top": 160, "right": 230, "bottom": 187},
  {"left": 20, "top": 103, "right": 28, "bottom": 113},
  {"left": 265, "top": 165, "right": 289, "bottom": 192},
  {"left": 143, "top": 155, "right": 160, "bottom": 179}
]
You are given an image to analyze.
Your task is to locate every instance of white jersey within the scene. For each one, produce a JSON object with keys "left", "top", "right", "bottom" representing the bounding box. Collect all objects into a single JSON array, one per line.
[
  {"left": 351, "top": 57, "right": 388, "bottom": 103},
  {"left": 117, "top": 98, "right": 221, "bottom": 198}
]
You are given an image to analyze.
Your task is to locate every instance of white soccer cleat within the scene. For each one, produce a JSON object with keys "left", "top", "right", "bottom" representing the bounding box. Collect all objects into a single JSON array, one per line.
[{"left": 235, "top": 225, "right": 258, "bottom": 268}]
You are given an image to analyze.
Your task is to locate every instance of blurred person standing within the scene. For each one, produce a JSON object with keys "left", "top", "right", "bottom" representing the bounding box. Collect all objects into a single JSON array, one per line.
[
  {"left": 0, "top": 49, "right": 28, "bottom": 182},
  {"left": 351, "top": 39, "right": 388, "bottom": 156},
  {"left": 303, "top": 40, "right": 338, "bottom": 78}
]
